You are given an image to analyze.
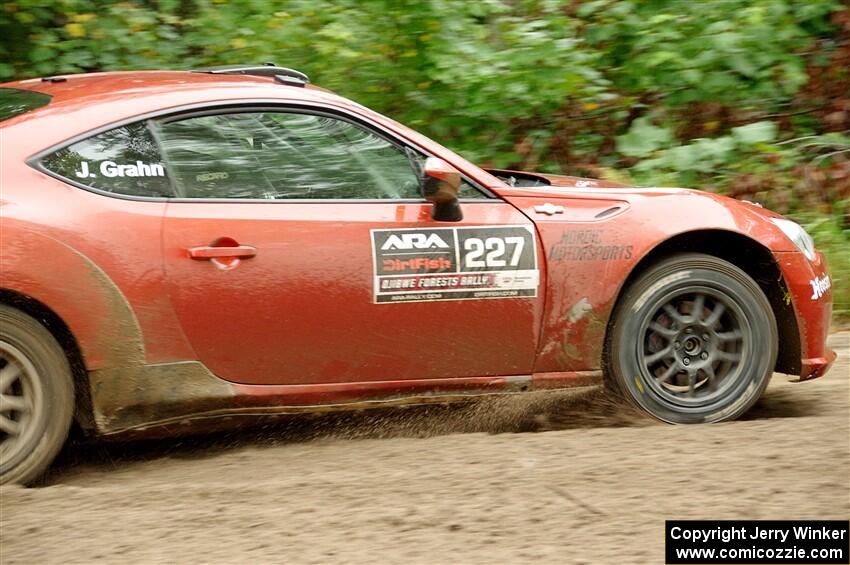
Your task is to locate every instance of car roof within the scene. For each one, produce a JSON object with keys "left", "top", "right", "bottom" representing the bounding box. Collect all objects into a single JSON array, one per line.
[
  {"left": 1, "top": 70, "right": 506, "bottom": 189},
  {"left": 0, "top": 70, "right": 376, "bottom": 155},
  {"left": 3, "top": 70, "right": 344, "bottom": 110}
]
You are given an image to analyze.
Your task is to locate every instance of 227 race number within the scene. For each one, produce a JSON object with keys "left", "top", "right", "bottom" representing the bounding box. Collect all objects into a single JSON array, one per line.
[{"left": 462, "top": 236, "right": 526, "bottom": 269}]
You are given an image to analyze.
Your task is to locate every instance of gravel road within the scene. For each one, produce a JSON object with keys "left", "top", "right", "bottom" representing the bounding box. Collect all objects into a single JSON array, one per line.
[{"left": 1, "top": 333, "right": 847, "bottom": 564}]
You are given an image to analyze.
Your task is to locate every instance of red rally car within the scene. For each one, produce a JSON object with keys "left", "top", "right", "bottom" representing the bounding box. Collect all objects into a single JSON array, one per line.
[{"left": 0, "top": 65, "right": 836, "bottom": 484}]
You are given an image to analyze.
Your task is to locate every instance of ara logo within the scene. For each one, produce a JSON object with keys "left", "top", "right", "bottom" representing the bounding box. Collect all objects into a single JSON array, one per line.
[{"left": 381, "top": 233, "right": 450, "bottom": 251}]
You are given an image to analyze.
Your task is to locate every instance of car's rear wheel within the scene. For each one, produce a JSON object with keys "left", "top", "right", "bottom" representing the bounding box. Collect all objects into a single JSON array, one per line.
[
  {"left": 0, "top": 305, "right": 74, "bottom": 485},
  {"left": 605, "top": 253, "right": 777, "bottom": 423}
]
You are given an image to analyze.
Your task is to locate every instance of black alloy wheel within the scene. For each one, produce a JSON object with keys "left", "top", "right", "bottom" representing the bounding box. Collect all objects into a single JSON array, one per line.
[{"left": 606, "top": 253, "right": 778, "bottom": 423}]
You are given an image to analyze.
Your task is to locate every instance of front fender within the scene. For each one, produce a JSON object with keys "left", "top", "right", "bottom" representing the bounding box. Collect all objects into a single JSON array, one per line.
[{"left": 502, "top": 188, "right": 797, "bottom": 372}]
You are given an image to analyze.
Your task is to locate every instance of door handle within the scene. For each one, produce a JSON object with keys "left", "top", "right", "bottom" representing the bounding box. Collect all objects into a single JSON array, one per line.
[{"left": 188, "top": 245, "right": 257, "bottom": 259}]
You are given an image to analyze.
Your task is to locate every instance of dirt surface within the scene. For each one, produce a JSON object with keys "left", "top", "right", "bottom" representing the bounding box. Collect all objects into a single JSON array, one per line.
[{"left": 1, "top": 333, "right": 848, "bottom": 564}]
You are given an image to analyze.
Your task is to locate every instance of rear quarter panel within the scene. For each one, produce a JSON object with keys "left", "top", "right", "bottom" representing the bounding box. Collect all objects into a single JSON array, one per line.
[{"left": 0, "top": 218, "right": 145, "bottom": 368}]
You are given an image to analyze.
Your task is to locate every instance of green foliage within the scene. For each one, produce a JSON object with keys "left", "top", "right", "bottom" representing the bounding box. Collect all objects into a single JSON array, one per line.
[
  {"left": 1, "top": 0, "right": 848, "bottom": 320},
  {"left": 579, "top": 0, "right": 838, "bottom": 107},
  {"left": 616, "top": 117, "right": 674, "bottom": 158},
  {"left": 732, "top": 122, "right": 779, "bottom": 145}
]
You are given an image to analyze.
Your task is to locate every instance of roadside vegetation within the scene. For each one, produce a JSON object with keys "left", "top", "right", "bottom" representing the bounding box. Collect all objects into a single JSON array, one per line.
[{"left": 2, "top": 0, "right": 847, "bottom": 320}]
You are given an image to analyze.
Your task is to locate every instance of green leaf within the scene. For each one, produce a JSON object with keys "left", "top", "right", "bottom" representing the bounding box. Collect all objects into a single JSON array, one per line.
[
  {"left": 30, "top": 45, "right": 55, "bottom": 63},
  {"left": 662, "top": 144, "right": 698, "bottom": 172},
  {"left": 731, "top": 121, "right": 779, "bottom": 144},
  {"left": 616, "top": 117, "right": 674, "bottom": 158}
]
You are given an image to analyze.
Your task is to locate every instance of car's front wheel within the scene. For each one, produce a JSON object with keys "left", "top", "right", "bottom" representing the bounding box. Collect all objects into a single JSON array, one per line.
[
  {"left": 0, "top": 305, "right": 74, "bottom": 485},
  {"left": 605, "top": 253, "right": 778, "bottom": 423}
]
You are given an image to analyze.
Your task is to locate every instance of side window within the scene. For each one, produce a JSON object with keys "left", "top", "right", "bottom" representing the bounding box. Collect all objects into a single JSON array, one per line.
[
  {"left": 155, "top": 110, "right": 488, "bottom": 200},
  {"left": 41, "top": 122, "right": 172, "bottom": 198},
  {"left": 155, "top": 111, "right": 422, "bottom": 200}
]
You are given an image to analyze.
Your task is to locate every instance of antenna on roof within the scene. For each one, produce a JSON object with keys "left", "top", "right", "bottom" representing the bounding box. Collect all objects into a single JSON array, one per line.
[{"left": 192, "top": 64, "right": 310, "bottom": 87}]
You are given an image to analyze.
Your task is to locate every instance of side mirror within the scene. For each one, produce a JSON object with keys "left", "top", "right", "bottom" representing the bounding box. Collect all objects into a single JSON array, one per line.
[{"left": 422, "top": 157, "right": 463, "bottom": 222}]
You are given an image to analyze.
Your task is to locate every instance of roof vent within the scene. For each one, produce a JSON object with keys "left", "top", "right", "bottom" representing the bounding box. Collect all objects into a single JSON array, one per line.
[
  {"left": 193, "top": 64, "right": 309, "bottom": 86},
  {"left": 274, "top": 75, "right": 307, "bottom": 87}
]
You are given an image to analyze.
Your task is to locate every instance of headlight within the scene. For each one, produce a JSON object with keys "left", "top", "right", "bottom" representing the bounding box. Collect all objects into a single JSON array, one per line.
[{"left": 771, "top": 218, "right": 817, "bottom": 261}]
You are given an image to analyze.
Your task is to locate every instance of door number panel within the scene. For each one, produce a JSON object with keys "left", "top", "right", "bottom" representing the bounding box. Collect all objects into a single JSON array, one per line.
[{"left": 370, "top": 225, "right": 539, "bottom": 303}]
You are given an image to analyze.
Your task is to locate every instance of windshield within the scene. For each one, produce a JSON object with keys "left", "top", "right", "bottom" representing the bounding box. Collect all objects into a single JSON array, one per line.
[{"left": 0, "top": 88, "right": 52, "bottom": 123}]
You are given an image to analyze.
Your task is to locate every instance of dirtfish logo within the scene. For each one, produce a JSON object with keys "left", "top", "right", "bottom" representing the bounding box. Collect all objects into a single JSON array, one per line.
[
  {"left": 381, "top": 233, "right": 450, "bottom": 251},
  {"left": 74, "top": 160, "right": 166, "bottom": 179},
  {"left": 810, "top": 274, "right": 831, "bottom": 300}
]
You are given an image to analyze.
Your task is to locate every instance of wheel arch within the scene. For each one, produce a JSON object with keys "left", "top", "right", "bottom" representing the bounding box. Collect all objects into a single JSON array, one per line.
[
  {"left": 0, "top": 224, "right": 144, "bottom": 370},
  {"left": 607, "top": 229, "right": 801, "bottom": 375},
  {"left": 0, "top": 288, "right": 96, "bottom": 432}
]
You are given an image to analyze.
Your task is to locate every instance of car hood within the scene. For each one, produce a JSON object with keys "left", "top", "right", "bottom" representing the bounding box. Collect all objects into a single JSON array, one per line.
[{"left": 485, "top": 167, "right": 787, "bottom": 226}]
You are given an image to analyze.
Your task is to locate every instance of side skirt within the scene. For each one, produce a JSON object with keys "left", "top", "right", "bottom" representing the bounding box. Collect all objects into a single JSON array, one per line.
[{"left": 88, "top": 362, "right": 602, "bottom": 437}]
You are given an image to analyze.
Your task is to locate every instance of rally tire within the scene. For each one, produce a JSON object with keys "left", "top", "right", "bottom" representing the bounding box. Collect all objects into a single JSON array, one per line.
[
  {"left": 605, "top": 253, "right": 777, "bottom": 424},
  {"left": 0, "top": 305, "right": 74, "bottom": 485}
]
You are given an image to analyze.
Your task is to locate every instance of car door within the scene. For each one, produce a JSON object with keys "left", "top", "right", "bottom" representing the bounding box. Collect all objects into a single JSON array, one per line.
[{"left": 156, "top": 107, "right": 543, "bottom": 385}]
